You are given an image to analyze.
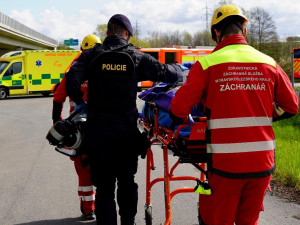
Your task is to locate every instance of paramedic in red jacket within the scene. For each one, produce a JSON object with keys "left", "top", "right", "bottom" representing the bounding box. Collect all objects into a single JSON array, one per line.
[
  {"left": 170, "top": 4, "right": 299, "bottom": 225},
  {"left": 52, "top": 34, "right": 101, "bottom": 220}
]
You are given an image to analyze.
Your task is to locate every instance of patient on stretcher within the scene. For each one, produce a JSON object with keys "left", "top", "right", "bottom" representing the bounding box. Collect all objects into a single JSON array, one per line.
[
  {"left": 138, "top": 82, "right": 204, "bottom": 137},
  {"left": 138, "top": 82, "right": 208, "bottom": 163}
]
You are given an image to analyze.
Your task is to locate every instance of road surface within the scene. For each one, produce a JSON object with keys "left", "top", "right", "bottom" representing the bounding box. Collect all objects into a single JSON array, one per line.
[{"left": 0, "top": 96, "right": 299, "bottom": 225}]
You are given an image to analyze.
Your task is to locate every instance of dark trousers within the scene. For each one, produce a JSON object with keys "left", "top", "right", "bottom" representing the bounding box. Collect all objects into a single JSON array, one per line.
[{"left": 89, "top": 149, "right": 138, "bottom": 225}]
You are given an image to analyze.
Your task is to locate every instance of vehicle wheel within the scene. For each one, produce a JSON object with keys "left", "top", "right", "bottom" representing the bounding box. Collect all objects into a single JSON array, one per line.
[
  {"left": 145, "top": 205, "right": 152, "bottom": 225},
  {"left": 42, "top": 92, "right": 51, "bottom": 97},
  {"left": 0, "top": 87, "right": 8, "bottom": 99}
]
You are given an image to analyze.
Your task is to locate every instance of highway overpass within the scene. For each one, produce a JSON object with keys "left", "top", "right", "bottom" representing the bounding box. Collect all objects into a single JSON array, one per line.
[{"left": 0, "top": 11, "right": 58, "bottom": 56}]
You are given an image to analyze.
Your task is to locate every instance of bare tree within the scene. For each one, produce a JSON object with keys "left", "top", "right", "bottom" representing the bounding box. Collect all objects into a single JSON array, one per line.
[
  {"left": 147, "top": 31, "right": 163, "bottom": 47},
  {"left": 217, "top": 0, "right": 234, "bottom": 6},
  {"left": 169, "top": 30, "right": 182, "bottom": 45},
  {"left": 160, "top": 33, "right": 172, "bottom": 47},
  {"left": 182, "top": 31, "right": 193, "bottom": 46},
  {"left": 247, "top": 7, "right": 279, "bottom": 51},
  {"left": 193, "top": 30, "right": 215, "bottom": 46}
]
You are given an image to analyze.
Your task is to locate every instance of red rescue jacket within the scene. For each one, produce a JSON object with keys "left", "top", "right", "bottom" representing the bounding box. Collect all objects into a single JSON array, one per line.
[
  {"left": 52, "top": 52, "right": 87, "bottom": 122},
  {"left": 170, "top": 35, "right": 299, "bottom": 178},
  {"left": 53, "top": 76, "right": 88, "bottom": 104}
]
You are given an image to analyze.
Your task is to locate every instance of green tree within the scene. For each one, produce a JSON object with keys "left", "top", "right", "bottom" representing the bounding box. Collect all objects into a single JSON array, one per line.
[
  {"left": 94, "top": 24, "right": 107, "bottom": 42},
  {"left": 129, "top": 36, "right": 150, "bottom": 48},
  {"left": 57, "top": 43, "right": 74, "bottom": 50},
  {"left": 182, "top": 31, "right": 193, "bottom": 46},
  {"left": 286, "top": 36, "right": 300, "bottom": 42}
]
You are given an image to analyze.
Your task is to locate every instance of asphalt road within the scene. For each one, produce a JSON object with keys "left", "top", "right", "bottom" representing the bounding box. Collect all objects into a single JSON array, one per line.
[{"left": 0, "top": 95, "right": 299, "bottom": 225}]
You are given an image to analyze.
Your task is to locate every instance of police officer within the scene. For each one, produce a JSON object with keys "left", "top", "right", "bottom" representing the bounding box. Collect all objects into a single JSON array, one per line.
[
  {"left": 169, "top": 4, "right": 299, "bottom": 225},
  {"left": 65, "top": 14, "right": 182, "bottom": 225}
]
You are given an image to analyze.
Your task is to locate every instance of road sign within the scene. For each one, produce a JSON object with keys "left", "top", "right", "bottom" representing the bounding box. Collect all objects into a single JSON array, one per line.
[{"left": 64, "top": 38, "right": 79, "bottom": 46}]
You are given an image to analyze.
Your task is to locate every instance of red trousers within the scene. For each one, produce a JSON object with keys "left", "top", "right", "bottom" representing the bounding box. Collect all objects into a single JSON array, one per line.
[
  {"left": 200, "top": 173, "right": 271, "bottom": 225},
  {"left": 71, "top": 154, "right": 95, "bottom": 214}
]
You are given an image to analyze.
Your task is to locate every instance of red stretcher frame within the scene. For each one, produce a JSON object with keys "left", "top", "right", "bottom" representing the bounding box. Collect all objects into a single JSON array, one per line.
[{"left": 139, "top": 106, "right": 207, "bottom": 225}]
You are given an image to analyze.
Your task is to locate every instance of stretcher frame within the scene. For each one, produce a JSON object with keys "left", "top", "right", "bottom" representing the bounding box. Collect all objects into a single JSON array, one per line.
[{"left": 139, "top": 103, "right": 208, "bottom": 225}]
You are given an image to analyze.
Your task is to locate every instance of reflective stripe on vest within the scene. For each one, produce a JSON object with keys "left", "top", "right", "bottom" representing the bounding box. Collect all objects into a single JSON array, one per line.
[
  {"left": 207, "top": 116, "right": 274, "bottom": 154},
  {"left": 208, "top": 116, "right": 272, "bottom": 129},
  {"left": 80, "top": 195, "right": 95, "bottom": 201},
  {"left": 200, "top": 44, "right": 276, "bottom": 71},
  {"left": 78, "top": 186, "right": 93, "bottom": 192},
  {"left": 207, "top": 140, "right": 275, "bottom": 154}
]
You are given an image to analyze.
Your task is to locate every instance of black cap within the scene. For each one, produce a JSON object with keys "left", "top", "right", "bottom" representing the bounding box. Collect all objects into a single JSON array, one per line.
[{"left": 108, "top": 14, "right": 133, "bottom": 36}]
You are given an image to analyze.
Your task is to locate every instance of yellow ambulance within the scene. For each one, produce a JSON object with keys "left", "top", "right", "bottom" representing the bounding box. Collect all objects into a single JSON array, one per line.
[{"left": 0, "top": 50, "right": 80, "bottom": 99}]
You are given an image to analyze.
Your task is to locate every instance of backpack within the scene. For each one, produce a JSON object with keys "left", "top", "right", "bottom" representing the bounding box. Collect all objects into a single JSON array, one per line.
[{"left": 87, "top": 44, "right": 137, "bottom": 111}]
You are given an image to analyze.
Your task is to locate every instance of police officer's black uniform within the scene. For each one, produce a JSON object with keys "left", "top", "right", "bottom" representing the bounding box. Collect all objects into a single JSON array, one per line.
[{"left": 66, "top": 25, "right": 181, "bottom": 225}]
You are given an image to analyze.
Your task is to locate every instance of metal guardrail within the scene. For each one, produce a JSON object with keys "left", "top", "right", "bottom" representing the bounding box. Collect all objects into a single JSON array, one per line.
[{"left": 0, "top": 11, "right": 58, "bottom": 46}]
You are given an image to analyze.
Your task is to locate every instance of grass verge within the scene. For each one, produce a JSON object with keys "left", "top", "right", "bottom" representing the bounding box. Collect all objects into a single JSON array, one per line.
[{"left": 273, "top": 113, "right": 300, "bottom": 190}]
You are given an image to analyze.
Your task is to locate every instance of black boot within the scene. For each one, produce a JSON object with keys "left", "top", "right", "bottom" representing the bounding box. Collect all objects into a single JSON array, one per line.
[
  {"left": 83, "top": 210, "right": 96, "bottom": 220},
  {"left": 120, "top": 217, "right": 135, "bottom": 225}
]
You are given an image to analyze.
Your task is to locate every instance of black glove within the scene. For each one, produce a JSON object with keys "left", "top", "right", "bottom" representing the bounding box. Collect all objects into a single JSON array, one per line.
[
  {"left": 52, "top": 101, "right": 63, "bottom": 124},
  {"left": 136, "top": 130, "right": 150, "bottom": 159},
  {"left": 169, "top": 110, "right": 185, "bottom": 129}
]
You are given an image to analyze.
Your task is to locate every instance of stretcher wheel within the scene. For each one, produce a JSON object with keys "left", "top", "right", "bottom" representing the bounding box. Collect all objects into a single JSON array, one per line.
[{"left": 145, "top": 205, "right": 152, "bottom": 225}]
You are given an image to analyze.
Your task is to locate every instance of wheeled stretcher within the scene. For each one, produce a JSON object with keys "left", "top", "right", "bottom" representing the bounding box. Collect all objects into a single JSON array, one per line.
[{"left": 138, "top": 100, "right": 210, "bottom": 225}]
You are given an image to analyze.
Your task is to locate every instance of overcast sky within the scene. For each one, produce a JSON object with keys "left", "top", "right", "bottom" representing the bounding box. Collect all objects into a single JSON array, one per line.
[{"left": 1, "top": 0, "right": 300, "bottom": 44}]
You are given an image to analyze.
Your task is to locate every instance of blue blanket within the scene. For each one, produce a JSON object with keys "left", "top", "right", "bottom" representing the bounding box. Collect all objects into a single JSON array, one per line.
[
  {"left": 142, "top": 105, "right": 192, "bottom": 136},
  {"left": 139, "top": 83, "right": 204, "bottom": 137}
]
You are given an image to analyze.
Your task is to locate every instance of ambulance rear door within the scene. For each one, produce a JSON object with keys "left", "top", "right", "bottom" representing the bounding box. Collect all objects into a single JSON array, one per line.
[{"left": 26, "top": 51, "right": 79, "bottom": 95}]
